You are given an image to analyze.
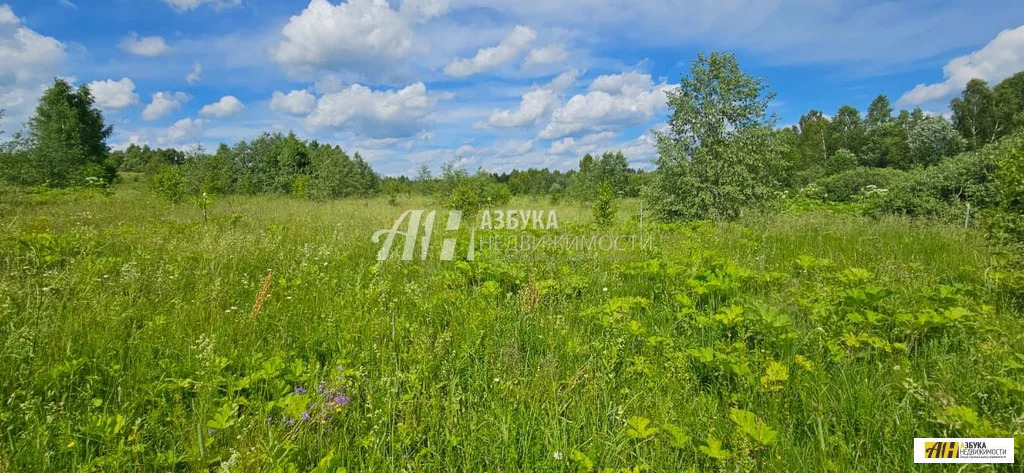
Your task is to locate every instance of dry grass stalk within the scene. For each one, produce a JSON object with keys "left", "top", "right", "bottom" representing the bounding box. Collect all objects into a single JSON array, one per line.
[{"left": 249, "top": 270, "right": 273, "bottom": 320}]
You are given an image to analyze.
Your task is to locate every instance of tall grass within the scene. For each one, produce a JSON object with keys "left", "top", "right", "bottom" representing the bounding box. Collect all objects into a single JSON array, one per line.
[{"left": 0, "top": 183, "right": 1020, "bottom": 471}]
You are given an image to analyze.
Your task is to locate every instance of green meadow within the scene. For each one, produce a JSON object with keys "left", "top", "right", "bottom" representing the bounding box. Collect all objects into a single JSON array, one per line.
[{"left": 2, "top": 181, "right": 1021, "bottom": 472}]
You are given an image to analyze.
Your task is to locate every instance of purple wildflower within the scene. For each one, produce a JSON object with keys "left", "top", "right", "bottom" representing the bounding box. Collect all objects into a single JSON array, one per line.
[
  {"left": 300, "top": 411, "right": 311, "bottom": 420},
  {"left": 294, "top": 386, "right": 307, "bottom": 395}
]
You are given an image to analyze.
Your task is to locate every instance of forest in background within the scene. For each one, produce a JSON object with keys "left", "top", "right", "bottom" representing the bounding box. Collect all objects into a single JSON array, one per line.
[{"left": 2, "top": 52, "right": 1023, "bottom": 240}]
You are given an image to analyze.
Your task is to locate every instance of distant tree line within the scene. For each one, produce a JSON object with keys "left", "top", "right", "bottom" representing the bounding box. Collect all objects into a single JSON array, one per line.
[
  {"left": 135, "top": 133, "right": 381, "bottom": 203},
  {"left": 2, "top": 62, "right": 1024, "bottom": 237},
  {"left": 646, "top": 51, "right": 1024, "bottom": 225}
]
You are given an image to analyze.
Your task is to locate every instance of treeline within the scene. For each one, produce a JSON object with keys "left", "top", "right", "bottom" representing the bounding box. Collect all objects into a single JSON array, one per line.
[
  {"left": 647, "top": 52, "right": 1024, "bottom": 226},
  {"left": 2, "top": 62, "right": 1023, "bottom": 237},
  {"left": 120, "top": 134, "right": 381, "bottom": 202}
]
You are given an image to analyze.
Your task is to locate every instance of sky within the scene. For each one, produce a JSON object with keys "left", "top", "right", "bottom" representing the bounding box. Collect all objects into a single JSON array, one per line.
[{"left": 1, "top": 0, "right": 1024, "bottom": 176}]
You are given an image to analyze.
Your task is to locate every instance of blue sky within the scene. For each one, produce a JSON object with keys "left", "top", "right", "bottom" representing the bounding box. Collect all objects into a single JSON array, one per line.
[{"left": 2, "top": 0, "right": 1024, "bottom": 176}]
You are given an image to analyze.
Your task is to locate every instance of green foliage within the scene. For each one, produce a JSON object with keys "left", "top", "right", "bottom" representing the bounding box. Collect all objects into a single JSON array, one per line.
[
  {"left": 12, "top": 79, "right": 116, "bottom": 187},
  {"left": 438, "top": 164, "right": 511, "bottom": 213},
  {"left": 0, "top": 188, "right": 1020, "bottom": 471},
  {"left": 952, "top": 79, "right": 1002, "bottom": 149},
  {"left": 868, "top": 135, "right": 1002, "bottom": 219},
  {"left": 592, "top": 181, "right": 617, "bottom": 226},
  {"left": 814, "top": 167, "right": 906, "bottom": 202},
  {"left": 651, "top": 52, "right": 785, "bottom": 220},
  {"left": 568, "top": 151, "right": 634, "bottom": 200},
  {"left": 149, "top": 165, "right": 188, "bottom": 204},
  {"left": 728, "top": 408, "right": 778, "bottom": 447}
]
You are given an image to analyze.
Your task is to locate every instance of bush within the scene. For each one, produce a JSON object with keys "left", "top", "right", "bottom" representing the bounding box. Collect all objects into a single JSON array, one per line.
[
  {"left": 150, "top": 166, "right": 188, "bottom": 204},
  {"left": 592, "top": 182, "right": 617, "bottom": 225},
  {"left": 815, "top": 167, "right": 907, "bottom": 202},
  {"left": 866, "top": 134, "right": 1005, "bottom": 221}
]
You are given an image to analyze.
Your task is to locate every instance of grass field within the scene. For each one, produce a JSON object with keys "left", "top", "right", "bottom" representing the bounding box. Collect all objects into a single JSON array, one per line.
[{"left": 1, "top": 181, "right": 1022, "bottom": 471}]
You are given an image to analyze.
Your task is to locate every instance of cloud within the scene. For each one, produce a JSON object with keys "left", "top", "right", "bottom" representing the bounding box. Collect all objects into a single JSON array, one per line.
[
  {"left": 548, "top": 131, "right": 617, "bottom": 155},
  {"left": 161, "top": 117, "right": 206, "bottom": 145},
  {"left": 539, "top": 71, "right": 670, "bottom": 139},
  {"left": 142, "top": 91, "right": 189, "bottom": 121},
  {"left": 485, "top": 69, "right": 578, "bottom": 128},
  {"left": 119, "top": 32, "right": 171, "bottom": 57},
  {"left": 494, "top": 138, "right": 534, "bottom": 157},
  {"left": 199, "top": 95, "right": 245, "bottom": 118},
  {"left": 898, "top": 25, "right": 1024, "bottom": 106},
  {"left": 58, "top": 0, "right": 77, "bottom": 9},
  {"left": 0, "top": 4, "right": 67, "bottom": 132},
  {"left": 186, "top": 62, "right": 202, "bottom": 85},
  {"left": 306, "top": 82, "right": 437, "bottom": 138},
  {"left": 0, "top": 4, "right": 66, "bottom": 83},
  {"left": 163, "top": 0, "right": 241, "bottom": 12},
  {"left": 87, "top": 78, "right": 139, "bottom": 110},
  {"left": 272, "top": 0, "right": 418, "bottom": 81},
  {"left": 524, "top": 44, "right": 568, "bottom": 68},
  {"left": 270, "top": 89, "right": 316, "bottom": 116},
  {"left": 444, "top": 25, "right": 536, "bottom": 78},
  {"left": 399, "top": 0, "right": 449, "bottom": 20}
]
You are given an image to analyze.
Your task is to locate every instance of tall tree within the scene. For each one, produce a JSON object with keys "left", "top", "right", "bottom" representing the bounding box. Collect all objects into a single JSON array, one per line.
[
  {"left": 25, "top": 79, "right": 115, "bottom": 186},
  {"left": 652, "top": 52, "right": 785, "bottom": 220},
  {"left": 951, "top": 79, "right": 1001, "bottom": 149},
  {"left": 865, "top": 95, "right": 893, "bottom": 129},
  {"left": 993, "top": 71, "right": 1024, "bottom": 136},
  {"left": 829, "top": 105, "right": 866, "bottom": 156},
  {"left": 796, "top": 110, "right": 830, "bottom": 170}
]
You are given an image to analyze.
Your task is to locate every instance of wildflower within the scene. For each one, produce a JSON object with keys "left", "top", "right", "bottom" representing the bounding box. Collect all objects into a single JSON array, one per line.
[
  {"left": 602, "top": 287, "right": 608, "bottom": 292},
  {"left": 66, "top": 441, "right": 75, "bottom": 448},
  {"left": 329, "top": 393, "right": 350, "bottom": 408},
  {"left": 553, "top": 451, "right": 563, "bottom": 460},
  {"left": 208, "top": 428, "right": 216, "bottom": 435},
  {"left": 300, "top": 411, "right": 311, "bottom": 420},
  {"left": 294, "top": 386, "right": 307, "bottom": 395},
  {"left": 317, "top": 380, "right": 327, "bottom": 393}
]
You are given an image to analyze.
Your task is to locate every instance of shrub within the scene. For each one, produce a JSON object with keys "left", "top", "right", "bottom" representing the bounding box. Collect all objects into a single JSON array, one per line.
[
  {"left": 593, "top": 182, "right": 617, "bottom": 226},
  {"left": 866, "top": 133, "right": 1005, "bottom": 220},
  {"left": 150, "top": 166, "right": 188, "bottom": 204},
  {"left": 815, "top": 167, "right": 906, "bottom": 202}
]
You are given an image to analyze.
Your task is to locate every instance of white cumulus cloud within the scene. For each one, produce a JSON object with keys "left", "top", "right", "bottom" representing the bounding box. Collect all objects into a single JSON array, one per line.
[
  {"left": 898, "top": 25, "right": 1024, "bottom": 106},
  {"left": 485, "top": 69, "right": 578, "bottom": 128},
  {"left": 306, "top": 82, "right": 436, "bottom": 138},
  {"left": 444, "top": 25, "right": 536, "bottom": 78},
  {"left": 142, "top": 91, "right": 190, "bottom": 121},
  {"left": 161, "top": 117, "right": 206, "bottom": 145},
  {"left": 87, "top": 78, "right": 139, "bottom": 110},
  {"left": 0, "top": 4, "right": 67, "bottom": 132},
  {"left": 270, "top": 89, "right": 316, "bottom": 116},
  {"left": 199, "top": 95, "right": 245, "bottom": 118},
  {"left": 272, "top": 0, "right": 417, "bottom": 80},
  {"left": 524, "top": 44, "right": 568, "bottom": 67},
  {"left": 0, "top": 4, "right": 66, "bottom": 84},
  {"left": 119, "top": 32, "right": 171, "bottom": 57},
  {"left": 539, "top": 71, "right": 670, "bottom": 139}
]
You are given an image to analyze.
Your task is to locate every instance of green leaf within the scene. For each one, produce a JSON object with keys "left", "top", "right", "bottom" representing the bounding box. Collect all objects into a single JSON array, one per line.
[
  {"left": 729, "top": 408, "right": 778, "bottom": 446},
  {"left": 625, "top": 416, "right": 658, "bottom": 439},
  {"left": 698, "top": 435, "right": 731, "bottom": 460}
]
